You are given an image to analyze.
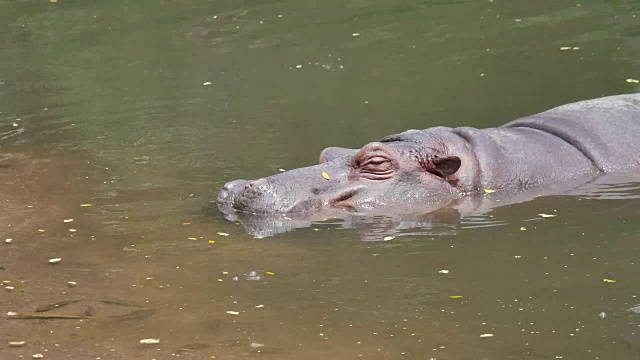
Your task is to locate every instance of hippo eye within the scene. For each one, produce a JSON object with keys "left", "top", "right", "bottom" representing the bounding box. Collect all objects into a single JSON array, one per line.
[{"left": 360, "top": 156, "right": 393, "bottom": 174}]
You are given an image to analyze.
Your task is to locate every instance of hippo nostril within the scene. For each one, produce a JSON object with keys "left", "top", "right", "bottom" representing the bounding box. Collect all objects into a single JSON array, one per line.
[{"left": 245, "top": 178, "right": 269, "bottom": 190}]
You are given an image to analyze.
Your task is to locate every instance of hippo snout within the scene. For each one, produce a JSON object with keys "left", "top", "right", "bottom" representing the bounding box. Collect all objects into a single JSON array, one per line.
[
  {"left": 218, "top": 177, "right": 315, "bottom": 214},
  {"left": 217, "top": 179, "right": 249, "bottom": 204},
  {"left": 218, "top": 178, "right": 271, "bottom": 207}
]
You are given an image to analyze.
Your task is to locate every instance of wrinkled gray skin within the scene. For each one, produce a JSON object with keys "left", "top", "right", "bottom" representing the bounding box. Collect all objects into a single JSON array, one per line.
[{"left": 217, "top": 94, "right": 640, "bottom": 232}]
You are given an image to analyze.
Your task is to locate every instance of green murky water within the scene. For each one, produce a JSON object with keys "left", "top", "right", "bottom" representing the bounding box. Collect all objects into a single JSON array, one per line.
[{"left": 1, "top": 0, "right": 639, "bottom": 358}]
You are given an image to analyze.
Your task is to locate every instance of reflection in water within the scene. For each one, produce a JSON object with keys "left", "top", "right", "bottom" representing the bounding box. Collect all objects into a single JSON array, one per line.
[
  {"left": 218, "top": 203, "right": 462, "bottom": 240},
  {"left": 568, "top": 173, "right": 640, "bottom": 200}
]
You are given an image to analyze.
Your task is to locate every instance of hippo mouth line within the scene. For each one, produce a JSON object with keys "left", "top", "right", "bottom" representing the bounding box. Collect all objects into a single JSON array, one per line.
[{"left": 328, "top": 187, "right": 362, "bottom": 209}]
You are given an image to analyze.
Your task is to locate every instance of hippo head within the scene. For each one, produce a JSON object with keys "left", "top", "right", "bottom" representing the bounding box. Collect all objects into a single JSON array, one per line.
[{"left": 217, "top": 128, "right": 480, "bottom": 216}]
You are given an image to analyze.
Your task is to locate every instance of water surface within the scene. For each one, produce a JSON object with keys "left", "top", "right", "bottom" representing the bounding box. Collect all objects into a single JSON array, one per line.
[{"left": 1, "top": 0, "right": 639, "bottom": 358}]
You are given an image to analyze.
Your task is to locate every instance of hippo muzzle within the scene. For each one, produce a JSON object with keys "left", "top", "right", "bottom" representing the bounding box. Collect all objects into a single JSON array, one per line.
[{"left": 217, "top": 174, "right": 325, "bottom": 215}]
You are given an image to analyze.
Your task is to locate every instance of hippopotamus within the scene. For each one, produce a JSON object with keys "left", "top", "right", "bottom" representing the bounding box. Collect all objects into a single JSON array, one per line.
[{"left": 217, "top": 94, "right": 640, "bottom": 230}]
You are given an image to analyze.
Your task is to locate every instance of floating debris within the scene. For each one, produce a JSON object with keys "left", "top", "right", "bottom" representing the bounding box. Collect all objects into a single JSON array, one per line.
[
  {"left": 182, "top": 222, "right": 191, "bottom": 225},
  {"left": 37, "top": 229, "right": 45, "bottom": 233},
  {"left": 48, "top": 258, "right": 62, "bottom": 264},
  {"left": 321, "top": 172, "right": 330, "bottom": 180},
  {"left": 538, "top": 213, "right": 557, "bottom": 218},
  {"left": 5, "top": 286, "right": 14, "bottom": 291},
  {"left": 203, "top": 82, "right": 212, "bottom": 86},
  {"left": 450, "top": 295, "right": 463, "bottom": 299},
  {"left": 63, "top": 219, "right": 74, "bottom": 223},
  {"left": 187, "top": 237, "right": 198, "bottom": 241},
  {"left": 32, "top": 354, "right": 44, "bottom": 359},
  {"left": 9, "top": 341, "right": 26, "bottom": 347},
  {"left": 520, "top": 227, "right": 527, "bottom": 231},
  {"left": 352, "top": 32, "right": 360, "bottom": 37},
  {"left": 8, "top": 313, "right": 91, "bottom": 320},
  {"left": 599, "top": 311, "right": 607, "bottom": 319},
  {"left": 245, "top": 271, "right": 261, "bottom": 281},
  {"left": 602, "top": 278, "right": 617, "bottom": 283},
  {"left": 265, "top": 271, "right": 275, "bottom": 276},
  {"left": 278, "top": 169, "right": 286, "bottom": 172},
  {"left": 438, "top": 270, "right": 449, "bottom": 274},
  {"left": 479, "top": 333, "right": 494, "bottom": 338},
  {"left": 217, "top": 232, "right": 229, "bottom": 236},
  {"left": 627, "top": 78, "right": 640, "bottom": 84},
  {"left": 80, "top": 204, "right": 92, "bottom": 207},
  {"left": 226, "top": 311, "right": 240, "bottom": 315},
  {"left": 208, "top": 240, "right": 216, "bottom": 244},
  {"left": 67, "top": 281, "right": 77, "bottom": 287},
  {"left": 484, "top": 188, "right": 496, "bottom": 194},
  {"left": 255, "top": 304, "right": 265, "bottom": 308},
  {"left": 4, "top": 238, "right": 12, "bottom": 243},
  {"left": 140, "top": 338, "right": 160, "bottom": 345},
  {"left": 383, "top": 236, "right": 394, "bottom": 241}
]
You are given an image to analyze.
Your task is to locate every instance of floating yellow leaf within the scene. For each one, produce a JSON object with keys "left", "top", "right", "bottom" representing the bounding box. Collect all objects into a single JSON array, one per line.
[
  {"left": 484, "top": 188, "right": 496, "bottom": 194},
  {"left": 188, "top": 237, "right": 198, "bottom": 241},
  {"left": 182, "top": 222, "right": 191, "bottom": 225},
  {"left": 538, "top": 213, "right": 557, "bottom": 218},
  {"left": 38, "top": 229, "right": 45, "bottom": 233},
  {"left": 217, "top": 232, "right": 229, "bottom": 236},
  {"left": 321, "top": 172, "right": 330, "bottom": 180},
  {"left": 603, "top": 278, "right": 617, "bottom": 283},
  {"left": 217, "top": 278, "right": 223, "bottom": 282},
  {"left": 266, "top": 271, "right": 275, "bottom": 275},
  {"left": 2, "top": 280, "right": 11, "bottom": 284},
  {"left": 520, "top": 227, "right": 526, "bottom": 231},
  {"left": 80, "top": 204, "right": 92, "bottom": 207},
  {"left": 208, "top": 240, "right": 216, "bottom": 244},
  {"left": 50, "top": 0, "right": 57, "bottom": 3},
  {"left": 626, "top": 78, "right": 639, "bottom": 83},
  {"left": 450, "top": 295, "right": 463, "bottom": 299},
  {"left": 211, "top": 357, "right": 217, "bottom": 359}
]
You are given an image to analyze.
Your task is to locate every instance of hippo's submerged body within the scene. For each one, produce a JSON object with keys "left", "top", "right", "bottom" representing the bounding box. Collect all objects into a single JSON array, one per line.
[{"left": 217, "top": 94, "right": 640, "bottom": 231}]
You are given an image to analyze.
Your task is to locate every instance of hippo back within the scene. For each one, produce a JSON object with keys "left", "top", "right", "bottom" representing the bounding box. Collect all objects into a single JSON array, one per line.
[{"left": 504, "top": 93, "right": 640, "bottom": 172}]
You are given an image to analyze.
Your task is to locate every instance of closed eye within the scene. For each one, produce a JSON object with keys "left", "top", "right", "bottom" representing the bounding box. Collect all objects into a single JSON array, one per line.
[
  {"left": 352, "top": 143, "right": 396, "bottom": 180},
  {"left": 361, "top": 156, "right": 393, "bottom": 173}
]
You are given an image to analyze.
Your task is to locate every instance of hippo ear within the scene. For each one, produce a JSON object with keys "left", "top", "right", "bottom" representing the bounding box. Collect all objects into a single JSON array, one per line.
[{"left": 431, "top": 156, "right": 461, "bottom": 178}]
